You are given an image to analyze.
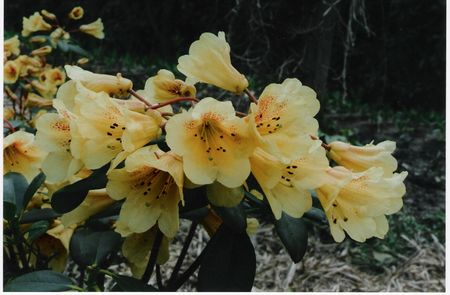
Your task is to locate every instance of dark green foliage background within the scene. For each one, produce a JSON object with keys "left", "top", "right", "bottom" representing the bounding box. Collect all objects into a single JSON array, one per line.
[{"left": 4, "top": 0, "right": 445, "bottom": 111}]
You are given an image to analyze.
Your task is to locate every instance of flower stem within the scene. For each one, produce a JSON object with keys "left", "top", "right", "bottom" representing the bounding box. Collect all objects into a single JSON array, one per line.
[
  {"left": 235, "top": 111, "right": 247, "bottom": 117},
  {"left": 310, "top": 134, "right": 331, "bottom": 151},
  {"left": 244, "top": 89, "right": 258, "bottom": 104},
  {"left": 128, "top": 89, "right": 152, "bottom": 107},
  {"left": 3, "top": 119, "right": 16, "bottom": 133},
  {"left": 167, "top": 222, "right": 198, "bottom": 287},
  {"left": 150, "top": 97, "right": 199, "bottom": 110},
  {"left": 141, "top": 229, "right": 164, "bottom": 284}
]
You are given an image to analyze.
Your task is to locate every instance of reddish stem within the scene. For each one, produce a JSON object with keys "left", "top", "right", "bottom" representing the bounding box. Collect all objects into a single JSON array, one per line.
[
  {"left": 310, "top": 134, "right": 331, "bottom": 151},
  {"left": 4, "top": 119, "right": 16, "bottom": 133},
  {"left": 129, "top": 89, "right": 152, "bottom": 107},
  {"left": 244, "top": 89, "right": 258, "bottom": 104},
  {"left": 150, "top": 97, "right": 199, "bottom": 110}
]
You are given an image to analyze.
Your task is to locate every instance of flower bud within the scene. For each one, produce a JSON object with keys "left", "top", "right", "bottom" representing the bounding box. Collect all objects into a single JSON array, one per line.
[
  {"left": 22, "top": 12, "right": 52, "bottom": 37},
  {"left": 41, "top": 9, "right": 57, "bottom": 20},
  {"left": 4, "top": 35, "right": 20, "bottom": 58},
  {"left": 31, "top": 45, "right": 52, "bottom": 56},
  {"left": 68, "top": 6, "right": 84, "bottom": 20},
  {"left": 4, "top": 60, "right": 21, "bottom": 83}
]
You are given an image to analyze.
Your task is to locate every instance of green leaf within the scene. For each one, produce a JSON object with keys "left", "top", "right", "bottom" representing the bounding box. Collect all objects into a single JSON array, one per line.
[
  {"left": 4, "top": 270, "right": 75, "bottom": 292},
  {"left": 198, "top": 225, "right": 256, "bottom": 291},
  {"left": 274, "top": 213, "right": 308, "bottom": 263},
  {"left": 21, "top": 208, "right": 61, "bottom": 224},
  {"left": 51, "top": 166, "right": 108, "bottom": 214},
  {"left": 27, "top": 220, "right": 50, "bottom": 242},
  {"left": 109, "top": 274, "right": 157, "bottom": 291},
  {"left": 57, "top": 40, "right": 69, "bottom": 52},
  {"left": 4, "top": 172, "right": 29, "bottom": 218},
  {"left": 206, "top": 182, "right": 244, "bottom": 207},
  {"left": 66, "top": 44, "right": 90, "bottom": 57},
  {"left": 23, "top": 172, "right": 46, "bottom": 210},
  {"left": 212, "top": 202, "right": 247, "bottom": 233},
  {"left": 180, "top": 186, "right": 208, "bottom": 213},
  {"left": 69, "top": 228, "right": 122, "bottom": 267}
]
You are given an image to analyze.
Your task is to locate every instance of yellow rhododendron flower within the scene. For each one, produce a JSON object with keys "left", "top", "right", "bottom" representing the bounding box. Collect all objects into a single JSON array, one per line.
[
  {"left": 3, "top": 131, "right": 46, "bottom": 181},
  {"left": 29, "top": 36, "right": 47, "bottom": 43},
  {"left": 247, "top": 78, "right": 320, "bottom": 161},
  {"left": 140, "top": 69, "right": 196, "bottom": 102},
  {"left": 4, "top": 35, "right": 20, "bottom": 58},
  {"left": 41, "top": 9, "right": 57, "bottom": 21},
  {"left": 4, "top": 107, "right": 15, "bottom": 121},
  {"left": 61, "top": 189, "right": 116, "bottom": 226},
  {"left": 31, "top": 80, "right": 57, "bottom": 98},
  {"left": 250, "top": 145, "right": 329, "bottom": 219},
  {"left": 26, "top": 93, "right": 53, "bottom": 108},
  {"left": 32, "top": 221, "right": 76, "bottom": 272},
  {"left": 15, "top": 55, "right": 42, "bottom": 76},
  {"left": 79, "top": 18, "right": 105, "bottom": 39},
  {"left": 107, "top": 147, "right": 184, "bottom": 238},
  {"left": 4, "top": 60, "right": 21, "bottom": 84},
  {"left": 22, "top": 12, "right": 52, "bottom": 37},
  {"left": 31, "top": 45, "right": 52, "bottom": 56},
  {"left": 316, "top": 166, "right": 407, "bottom": 243},
  {"left": 65, "top": 65, "right": 132, "bottom": 98},
  {"left": 166, "top": 97, "right": 255, "bottom": 188},
  {"left": 49, "top": 28, "right": 65, "bottom": 47},
  {"left": 177, "top": 32, "right": 248, "bottom": 93},
  {"left": 122, "top": 227, "right": 170, "bottom": 279},
  {"left": 40, "top": 67, "right": 66, "bottom": 86},
  {"left": 35, "top": 109, "right": 84, "bottom": 183},
  {"left": 69, "top": 6, "right": 84, "bottom": 20},
  {"left": 69, "top": 84, "right": 162, "bottom": 169},
  {"left": 328, "top": 140, "right": 397, "bottom": 176}
]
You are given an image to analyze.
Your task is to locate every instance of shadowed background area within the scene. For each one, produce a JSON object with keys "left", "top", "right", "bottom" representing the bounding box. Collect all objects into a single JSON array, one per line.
[{"left": 5, "top": 0, "right": 445, "bottom": 111}]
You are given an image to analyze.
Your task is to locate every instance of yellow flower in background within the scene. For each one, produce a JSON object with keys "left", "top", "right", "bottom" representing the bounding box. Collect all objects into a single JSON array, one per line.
[
  {"left": 247, "top": 78, "right": 320, "bottom": 162},
  {"left": 77, "top": 57, "right": 89, "bottom": 65},
  {"left": 4, "top": 107, "right": 15, "bottom": 121},
  {"left": 29, "top": 36, "right": 47, "bottom": 43},
  {"left": 328, "top": 140, "right": 398, "bottom": 176},
  {"left": 139, "top": 69, "right": 196, "bottom": 102},
  {"left": 79, "top": 18, "right": 105, "bottom": 39},
  {"left": 35, "top": 110, "right": 83, "bottom": 183},
  {"left": 26, "top": 93, "right": 53, "bottom": 108},
  {"left": 250, "top": 145, "right": 329, "bottom": 219},
  {"left": 166, "top": 97, "right": 255, "bottom": 188},
  {"left": 32, "top": 221, "right": 76, "bottom": 272},
  {"left": 31, "top": 45, "right": 52, "bottom": 56},
  {"left": 4, "top": 60, "right": 21, "bottom": 84},
  {"left": 40, "top": 67, "right": 66, "bottom": 86},
  {"left": 31, "top": 80, "right": 57, "bottom": 98},
  {"left": 107, "top": 146, "right": 184, "bottom": 238},
  {"left": 177, "top": 32, "right": 248, "bottom": 93},
  {"left": 70, "top": 84, "right": 162, "bottom": 169},
  {"left": 3, "top": 131, "right": 46, "bottom": 181},
  {"left": 15, "top": 55, "right": 42, "bottom": 76},
  {"left": 316, "top": 166, "right": 407, "bottom": 243},
  {"left": 122, "top": 227, "right": 170, "bottom": 279},
  {"left": 61, "top": 189, "right": 116, "bottom": 226},
  {"left": 65, "top": 65, "right": 132, "bottom": 98},
  {"left": 49, "top": 28, "right": 65, "bottom": 47},
  {"left": 41, "top": 9, "right": 57, "bottom": 21},
  {"left": 69, "top": 6, "right": 84, "bottom": 20},
  {"left": 22, "top": 12, "right": 52, "bottom": 37},
  {"left": 4, "top": 35, "right": 20, "bottom": 58}
]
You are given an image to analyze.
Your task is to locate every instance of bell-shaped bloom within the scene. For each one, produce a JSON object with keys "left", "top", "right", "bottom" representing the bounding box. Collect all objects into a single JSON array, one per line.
[
  {"left": 166, "top": 97, "right": 255, "bottom": 188},
  {"left": 4, "top": 35, "right": 20, "bottom": 58},
  {"left": 79, "top": 18, "right": 105, "bottom": 39},
  {"left": 61, "top": 189, "right": 116, "bottom": 226},
  {"left": 65, "top": 65, "right": 132, "bottom": 98},
  {"left": 31, "top": 45, "right": 52, "bottom": 56},
  {"left": 328, "top": 140, "right": 398, "bottom": 176},
  {"left": 69, "top": 6, "right": 84, "bottom": 20},
  {"left": 32, "top": 220, "right": 76, "bottom": 272},
  {"left": 40, "top": 67, "right": 66, "bottom": 86},
  {"left": 35, "top": 109, "right": 84, "bottom": 183},
  {"left": 69, "top": 83, "right": 162, "bottom": 170},
  {"left": 22, "top": 12, "right": 52, "bottom": 37},
  {"left": 31, "top": 80, "right": 57, "bottom": 98},
  {"left": 40, "top": 9, "right": 57, "bottom": 21},
  {"left": 14, "top": 55, "right": 43, "bottom": 76},
  {"left": 4, "top": 60, "right": 21, "bottom": 84},
  {"left": 107, "top": 147, "right": 184, "bottom": 238},
  {"left": 122, "top": 226, "right": 170, "bottom": 279},
  {"left": 250, "top": 144, "right": 329, "bottom": 219},
  {"left": 139, "top": 69, "right": 196, "bottom": 102},
  {"left": 246, "top": 78, "right": 320, "bottom": 162},
  {"left": 316, "top": 166, "right": 408, "bottom": 243},
  {"left": 3, "top": 131, "right": 46, "bottom": 181},
  {"left": 177, "top": 32, "right": 248, "bottom": 93}
]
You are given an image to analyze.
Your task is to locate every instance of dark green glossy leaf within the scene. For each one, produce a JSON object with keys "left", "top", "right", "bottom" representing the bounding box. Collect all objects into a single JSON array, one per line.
[
  {"left": 274, "top": 213, "right": 308, "bottom": 263},
  {"left": 20, "top": 208, "right": 61, "bottom": 224},
  {"left": 198, "top": 225, "right": 256, "bottom": 291},
  {"left": 51, "top": 166, "right": 108, "bottom": 214},
  {"left": 4, "top": 202, "right": 16, "bottom": 221},
  {"left": 4, "top": 172, "right": 28, "bottom": 218},
  {"left": 212, "top": 202, "right": 247, "bottom": 233},
  {"left": 4, "top": 270, "right": 75, "bottom": 292},
  {"left": 27, "top": 220, "right": 50, "bottom": 242},
  {"left": 23, "top": 172, "right": 46, "bottom": 210},
  {"left": 109, "top": 274, "right": 157, "bottom": 291},
  {"left": 69, "top": 228, "right": 122, "bottom": 267}
]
